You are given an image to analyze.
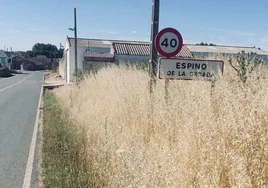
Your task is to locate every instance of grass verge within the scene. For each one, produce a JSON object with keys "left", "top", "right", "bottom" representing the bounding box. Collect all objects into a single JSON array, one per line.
[
  {"left": 41, "top": 92, "right": 96, "bottom": 187},
  {"left": 54, "top": 63, "right": 268, "bottom": 187}
]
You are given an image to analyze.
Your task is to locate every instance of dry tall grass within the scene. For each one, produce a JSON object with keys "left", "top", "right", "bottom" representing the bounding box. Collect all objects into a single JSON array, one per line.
[{"left": 55, "top": 57, "right": 268, "bottom": 187}]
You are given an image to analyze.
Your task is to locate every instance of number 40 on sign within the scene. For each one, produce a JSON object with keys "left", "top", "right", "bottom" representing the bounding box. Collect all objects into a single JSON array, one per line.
[{"left": 155, "top": 27, "right": 183, "bottom": 58}]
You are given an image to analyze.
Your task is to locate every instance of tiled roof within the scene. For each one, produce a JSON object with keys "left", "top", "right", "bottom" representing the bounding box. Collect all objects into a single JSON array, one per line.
[
  {"left": 113, "top": 43, "right": 192, "bottom": 58},
  {"left": 113, "top": 43, "right": 149, "bottom": 56},
  {"left": 186, "top": 44, "right": 268, "bottom": 56},
  {"left": 84, "top": 51, "right": 114, "bottom": 62}
]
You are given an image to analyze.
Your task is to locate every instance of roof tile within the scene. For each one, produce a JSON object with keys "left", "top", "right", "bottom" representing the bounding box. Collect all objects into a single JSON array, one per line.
[
  {"left": 84, "top": 51, "right": 114, "bottom": 62},
  {"left": 113, "top": 43, "right": 192, "bottom": 58}
]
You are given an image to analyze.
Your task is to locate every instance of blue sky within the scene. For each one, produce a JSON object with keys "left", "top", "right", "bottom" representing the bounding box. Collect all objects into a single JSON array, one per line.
[{"left": 1, "top": 0, "right": 268, "bottom": 51}]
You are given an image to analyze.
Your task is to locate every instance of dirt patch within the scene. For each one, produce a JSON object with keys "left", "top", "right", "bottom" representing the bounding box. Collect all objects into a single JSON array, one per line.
[
  {"left": 43, "top": 71, "right": 68, "bottom": 89},
  {"left": 44, "top": 72, "right": 63, "bottom": 81}
]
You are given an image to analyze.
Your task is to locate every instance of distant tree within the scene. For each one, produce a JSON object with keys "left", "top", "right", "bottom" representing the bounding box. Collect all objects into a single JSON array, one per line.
[
  {"left": 26, "top": 43, "right": 63, "bottom": 58},
  {"left": 26, "top": 50, "right": 34, "bottom": 57},
  {"left": 197, "top": 42, "right": 217, "bottom": 46},
  {"left": 32, "top": 43, "right": 58, "bottom": 58},
  {"left": 209, "top": 43, "right": 217, "bottom": 46}
]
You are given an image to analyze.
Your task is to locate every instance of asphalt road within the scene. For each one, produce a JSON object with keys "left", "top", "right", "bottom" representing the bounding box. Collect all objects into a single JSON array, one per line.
[{"left": 0, "top": 71, "right": 43, "bottom": 188}]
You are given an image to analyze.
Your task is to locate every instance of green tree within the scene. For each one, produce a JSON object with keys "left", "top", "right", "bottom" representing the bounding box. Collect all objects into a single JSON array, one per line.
[
  {"left": 27, "top": 43, "right": 63, "bottom": 58},
  {"left": 209, "top": 43, "right": 217, "bottom": 46},
  {"left": 32, "top": 43, "right": 58, "bottom": 58},
  {"left": 26, "top": 50, "right": 34, "bottom": 57},
  {"left": 197, "top": 42, "right": 217, "bottom": 46}
]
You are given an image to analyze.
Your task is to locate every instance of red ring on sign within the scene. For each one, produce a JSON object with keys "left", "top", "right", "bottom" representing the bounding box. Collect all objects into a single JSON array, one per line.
[{"left": 155, "top": 28, "right": 183, "bottom": 58}]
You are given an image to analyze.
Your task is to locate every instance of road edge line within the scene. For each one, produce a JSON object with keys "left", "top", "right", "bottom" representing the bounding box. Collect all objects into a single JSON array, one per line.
[{"left": 22, "top": 73, "right": 44, "bottom": 188}]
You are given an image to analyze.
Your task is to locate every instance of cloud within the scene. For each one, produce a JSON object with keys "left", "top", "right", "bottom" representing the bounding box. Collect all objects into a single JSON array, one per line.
[{"left": 132, "top": 30, "right": 137, "bottom": 34}]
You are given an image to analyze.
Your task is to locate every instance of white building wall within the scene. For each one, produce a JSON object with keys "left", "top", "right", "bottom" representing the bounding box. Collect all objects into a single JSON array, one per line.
[
  {"left": 115, "top": 55, "right": 149, "bottom": 63},
  {"left": 0, "top": 51, "right": 8, "bottom": 68},
  {"left": 68, "top": 45, "right": 75, "bottom": 83},
  {"left": 67, "top": 49, "right": 72, "bottom": 83},
  {"left": 77, "top": 46, "right": 86, "bottom": 72},
  {"left": 77, "top": 47, "right": 111, "bottom": 72},
  {"left": 66, "top": 45, "right": 112, "bottom": 83},
  {"left": 0, "top": 58, "right": 7, "bottom": 68},
  {"left": 63, "top": 49, "right": 68, "bottom": 82},
  {"left": 84, "top": 61, "right": 113, "bottom": 71},
  {"left": 65, "top": 49, "right": 150, "bottom": 83},
  {"left": 65, "top": 38, "right": 156, "bottom": 83},
  {"left": 64, "top": 39, "right": 70, "bottom": 82},
  {"left": 58, "top": 59, "right": 65, "bottom": 79}
]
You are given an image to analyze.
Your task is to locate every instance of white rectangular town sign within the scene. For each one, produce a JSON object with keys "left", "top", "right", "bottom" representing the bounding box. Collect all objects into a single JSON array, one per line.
[{"left": 158, "top": 58, "right": 224, "bottom": 80}]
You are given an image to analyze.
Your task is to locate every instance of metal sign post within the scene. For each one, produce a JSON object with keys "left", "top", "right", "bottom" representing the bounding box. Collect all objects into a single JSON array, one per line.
[
  {"left": 154, "top": 27, "right": 184, "bottom": 104},
  {"left": 149, "top": 0, "right": 160, "bottom": 78},
  {"left": 149, "top": 0, "right": 160, "bottom": 102},
  {"left": 148, "top": 0, "right": 160, "bottom": 136},
  {"left": 74, "top": 8, "right": 78, "bottom": 84}
]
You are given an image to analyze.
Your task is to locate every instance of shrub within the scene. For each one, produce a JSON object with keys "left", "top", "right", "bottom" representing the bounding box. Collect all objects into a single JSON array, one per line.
[{"left": 229, "top": 51, "right": 263, "bottom": 83}]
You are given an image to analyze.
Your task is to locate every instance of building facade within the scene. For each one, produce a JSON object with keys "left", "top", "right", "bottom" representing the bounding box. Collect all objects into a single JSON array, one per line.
[
  {"left": 62, "top": 37, "right": 192, "bottom": 83},
  {"left": 60, "top": 38, "right": 268, "bottom": 83},
  {"left": 0, "top": 50, "right": 8, "bottom": 68},
  {"left": 186, "top": 44, "right": 268, "bottom": 59}
]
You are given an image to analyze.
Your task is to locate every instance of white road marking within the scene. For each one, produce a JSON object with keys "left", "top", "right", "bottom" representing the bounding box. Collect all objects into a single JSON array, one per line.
[
  {"left": 22, "top": 74, "right": 44, "bottom": 188},
  {"left": 0, "top": 74, "right": 33, "bottom": 92}
]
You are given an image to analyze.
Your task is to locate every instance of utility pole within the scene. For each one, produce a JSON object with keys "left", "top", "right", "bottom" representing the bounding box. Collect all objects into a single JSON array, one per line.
[
  {"left": 59, "top": 43, "right": 62, "bottom": 58},
  {"left": 10, "top": 47, "right": 12, "bottom": 70},
  {"left": 149, "top": 0, "right": 160, "bottom": 78},
  {"left": 74, "top": 8, "right": 78, "bottom": 83}
]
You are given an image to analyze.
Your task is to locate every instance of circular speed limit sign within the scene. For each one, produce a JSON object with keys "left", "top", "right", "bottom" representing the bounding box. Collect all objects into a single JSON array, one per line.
[{"left": 155, "top": 28, "right": 183, "bottom": 58}]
